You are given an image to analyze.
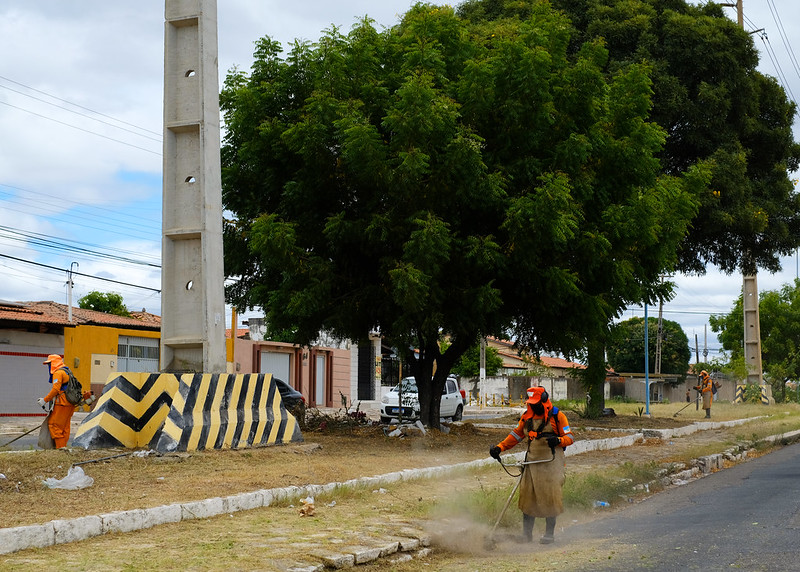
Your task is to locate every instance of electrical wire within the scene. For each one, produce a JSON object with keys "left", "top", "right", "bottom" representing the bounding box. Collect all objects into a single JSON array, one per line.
[
  {"left": 0, "top": 73, "right": 161, "bottom": 137},
  {"left": 765, "top": 0, "right": 800, "bottom": 81},
  {"left": 0, "top": 82, "right": 161, "bottom": 143},
  {"left": 0, "top": 225, "right": 160, "bottom": 268},
  {"left": 0, "top": 253, "right": 160, "bottom": 293},
  {"left": 0, "top": 99, "right": 161, "bottom": 156}
]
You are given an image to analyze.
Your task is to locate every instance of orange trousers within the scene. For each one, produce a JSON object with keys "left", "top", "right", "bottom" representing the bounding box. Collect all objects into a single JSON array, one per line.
[{"left": 48, "top": 404, "right": 74, "bottom": 448}]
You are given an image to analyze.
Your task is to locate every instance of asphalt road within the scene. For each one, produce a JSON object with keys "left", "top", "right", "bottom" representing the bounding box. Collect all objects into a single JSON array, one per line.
[{"left": 569, "top": 441, "right": 800, "bottom": 571}]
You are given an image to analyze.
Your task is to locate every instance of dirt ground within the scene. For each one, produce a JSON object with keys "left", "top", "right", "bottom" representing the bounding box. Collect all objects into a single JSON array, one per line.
[
  {"left": 0, "top": 411, "right": 728, "bottom": 529},
  {"left": 2, "top": 405, "right": 798, "bottom": 571}
]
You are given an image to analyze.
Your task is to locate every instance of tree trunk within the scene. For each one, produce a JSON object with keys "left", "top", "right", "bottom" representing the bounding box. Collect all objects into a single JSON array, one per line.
[{"left": 584, "top": 338, "right": 606, "bottom": 418}]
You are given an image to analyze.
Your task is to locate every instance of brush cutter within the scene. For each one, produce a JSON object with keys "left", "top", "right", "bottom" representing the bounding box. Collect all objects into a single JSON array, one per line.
[
  {"left": 484, "top": 450, "right": 556, "bottom": 549},
  {"left": 674, "top": 388, "right": 701, "bottom": 416},
  {"left": 0, "top": 424, "right": 40, "bottom": 449}
]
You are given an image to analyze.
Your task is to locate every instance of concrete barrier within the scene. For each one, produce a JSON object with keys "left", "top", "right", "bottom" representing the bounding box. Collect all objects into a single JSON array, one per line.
[{"left": 73, "top": 373, "right": 302, "bottom": 452}]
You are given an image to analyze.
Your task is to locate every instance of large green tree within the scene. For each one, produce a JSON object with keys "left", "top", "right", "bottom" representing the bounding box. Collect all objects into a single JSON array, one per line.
[
  {"left": 78, "top": 291, "right": 130, "bottom": 317},
  {"left": 710, "top": 280, "right": 800, "bottom": 401},
  {"left": 458, "top": 0, "right": 800, "bottom": 413},
  {"left": 221, "top": 3, "right": 698, "bottom": 426},
  {"left": 608, "top": 316, "right": 690, "bottom": 379},
  {"left": 460, "top": 0, "right": 800, "bottom": 275}
]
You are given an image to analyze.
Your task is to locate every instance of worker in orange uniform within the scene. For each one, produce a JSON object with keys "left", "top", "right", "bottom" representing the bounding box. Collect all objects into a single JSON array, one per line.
[
  {"left": 489, "top": 386, "right": 574, "bottom": 544},
  {"left": 695, "top": 370, "right": 714, "bottom": 418},
  {"left": 37, "top": 354, "right": 82, "bottom": 448}
]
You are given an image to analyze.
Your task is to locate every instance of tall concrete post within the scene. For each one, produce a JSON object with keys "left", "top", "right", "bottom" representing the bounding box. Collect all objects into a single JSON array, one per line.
[
  {"left": 743, "top": 274, "right": 763, "bottom": 385},
  {"left": 160, "top": 0, "right": 226, "bottom": 373}
]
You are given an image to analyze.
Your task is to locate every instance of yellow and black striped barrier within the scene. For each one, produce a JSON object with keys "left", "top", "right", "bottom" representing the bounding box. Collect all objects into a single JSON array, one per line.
[
  {"left": 73, "top": 372, "right": 178, "bottom": 449},
  {"left": 73, "top": 373, "right": 301, "bottom": 451},
  {"left": 156, "top": 373, "right": 300, "bottom": 452},
  {"left": 735, "top": 384, "right": 745, "bottom": 404}
]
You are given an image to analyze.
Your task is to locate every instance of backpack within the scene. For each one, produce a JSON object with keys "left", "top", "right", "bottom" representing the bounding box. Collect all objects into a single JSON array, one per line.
[{"left": 59, "top": 367, "right": 84, "bottom": 405}]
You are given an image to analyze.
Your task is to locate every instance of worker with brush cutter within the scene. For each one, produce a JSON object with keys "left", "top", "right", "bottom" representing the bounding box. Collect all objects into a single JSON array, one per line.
[
  {"left": 37, "top": 354, "right": 90, "bottom": 449},
  {"left": 489, "top": 386, "right": 574, "bottom": 544},
  {"left": 695, "top": 370, "right": 714, "bottom": 418}
]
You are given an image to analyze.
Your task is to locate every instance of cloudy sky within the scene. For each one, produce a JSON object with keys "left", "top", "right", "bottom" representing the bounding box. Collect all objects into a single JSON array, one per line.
[{"left": 0, "top": 1, "right": 797, "bottom": 361}]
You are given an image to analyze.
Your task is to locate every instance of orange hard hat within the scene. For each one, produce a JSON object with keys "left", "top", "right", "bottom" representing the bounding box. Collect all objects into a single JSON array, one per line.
[{"left": 525, "top": 386, "right": 549, "bottom": 405}]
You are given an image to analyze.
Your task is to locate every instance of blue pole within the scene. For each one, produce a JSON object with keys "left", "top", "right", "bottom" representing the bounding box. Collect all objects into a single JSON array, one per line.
[{"left": 644, "top": 304, "right": 650, "bottom": 415}]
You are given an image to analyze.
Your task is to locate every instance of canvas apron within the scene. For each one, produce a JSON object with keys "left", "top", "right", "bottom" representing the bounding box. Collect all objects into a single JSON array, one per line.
[{"left": 518, "top": 432, "right": 566, "bottom": 517}]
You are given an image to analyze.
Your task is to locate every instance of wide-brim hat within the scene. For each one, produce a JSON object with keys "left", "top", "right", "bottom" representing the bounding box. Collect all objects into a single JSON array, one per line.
[{"left": 43, "top": 354, "right": 61, "bottom": 364}]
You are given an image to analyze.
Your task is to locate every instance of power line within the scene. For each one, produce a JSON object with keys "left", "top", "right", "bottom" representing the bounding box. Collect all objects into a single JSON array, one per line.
[
  {"left": 0, "top": 99, "right": 161, "bottom": 156},
  {"left": 0, "top": 225, "right": 160, "bottom": 268},
  {"left": 0, "top": 82, "right": 161, "bottom": 143},
  {"left": 0, "top": 253, "right": 160, "bottom": 293},
  {"left": 765, "top": 0, "right": 800, "bottom": 81},
  {"left": 0, "top": 73, "right": 162, "bottom": 137},
  {"left": 0, "top": 181, "right": 162, "bottom": 236}
]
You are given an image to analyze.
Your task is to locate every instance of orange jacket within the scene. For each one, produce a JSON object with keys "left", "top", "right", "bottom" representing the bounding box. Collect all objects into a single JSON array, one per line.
[
  {"left": 696, "top": 374, "right": 713, "bottom": 394},
  {"left": 43, "top": 356, "right": 72, "bottom": 407},
  {"left": 497, "top": 403, "right": 574, "bottom": 452}
]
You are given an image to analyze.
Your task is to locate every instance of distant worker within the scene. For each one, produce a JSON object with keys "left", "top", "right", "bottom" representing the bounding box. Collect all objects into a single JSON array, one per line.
[
  {"left": 489, "top": 387, "right": 574, "bottom": 544},
  {"left": 695, "top": 370, "right": 713, "bottom": 418},
  {"left": 37, "top": 354, "right": 86, "bottom": 448}
]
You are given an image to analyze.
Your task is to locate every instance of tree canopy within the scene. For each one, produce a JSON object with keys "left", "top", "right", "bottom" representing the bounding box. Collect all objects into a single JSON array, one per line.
[
  {"left": 608, "top": 316, "right": 690, "bottom": 379},
  {"left": 77, "top": 291, "right": 130, "bottom": 317},
  {"left": 710, "top": 279, "right": 800, "bottom": 401},
  {"left": 221, "top": 2, "right": 723, "bottom": 425},
  {"left": 450, "top": 342, "right": 504, "bottom": 378},
  {"left": 460, "top": 0, "right": 800, "bottom": 276}
]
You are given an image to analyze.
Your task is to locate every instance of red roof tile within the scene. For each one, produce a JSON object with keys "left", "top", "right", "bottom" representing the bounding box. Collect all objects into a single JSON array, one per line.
[{"left": 0, "top": 301, "right": 160, "bottom": 331}]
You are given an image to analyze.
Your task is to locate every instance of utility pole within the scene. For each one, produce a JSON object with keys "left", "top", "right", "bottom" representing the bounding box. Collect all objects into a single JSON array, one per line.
[
  {"left": 66, "top": 262, "right": 78, "bottom": 323},
  {"left": 160, "top": 0, "right": 227, "bottom": 373},
  {"left": 655, "top": 295, "right": 664, "bottom": 375},
  {"left": 479, "top": 336, "right": 486, "bottom": 407},
  {"left": 719, "top": 0, "right": 763, "bottom": 388}
]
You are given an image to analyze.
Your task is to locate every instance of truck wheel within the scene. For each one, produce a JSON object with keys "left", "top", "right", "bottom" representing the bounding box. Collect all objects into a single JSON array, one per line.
[{"left": 452, "top": 404, "right": 463, "bottom": 421}]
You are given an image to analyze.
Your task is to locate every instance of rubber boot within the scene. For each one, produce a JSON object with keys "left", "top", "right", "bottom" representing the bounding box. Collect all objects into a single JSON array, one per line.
[
  {"left": 522, "top": 514, "right": 535, "bottom": 543},
  {"left": 540, "top": 517, "right": 556, "bottom": 544},
  {"left": 705, "top": 409, "right": 711, "bottom": 419}
]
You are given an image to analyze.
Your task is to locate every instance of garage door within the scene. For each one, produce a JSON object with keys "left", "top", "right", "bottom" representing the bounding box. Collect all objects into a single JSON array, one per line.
[
  {"left": 260, "top": 351, "right": 291, "bottom": 383},
  {"left": 1, "top": 343, "right": 63, "bottom": 415}
]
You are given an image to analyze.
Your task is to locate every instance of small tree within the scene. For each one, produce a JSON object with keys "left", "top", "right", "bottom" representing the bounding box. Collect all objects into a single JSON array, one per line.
[
  {"left": 608, "top": 317, "right": 690, "bottom": 381},
  {"left": 78, "top": 291, "right": 130, "bottom": 317},
  {"left": 450, "top": 342, "right": 504, "bottom": 378}
]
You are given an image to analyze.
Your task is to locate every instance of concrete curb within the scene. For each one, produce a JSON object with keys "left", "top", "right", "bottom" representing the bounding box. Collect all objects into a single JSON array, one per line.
[{"left": 0, "top": 416, "right": 790, "bottom": 564}]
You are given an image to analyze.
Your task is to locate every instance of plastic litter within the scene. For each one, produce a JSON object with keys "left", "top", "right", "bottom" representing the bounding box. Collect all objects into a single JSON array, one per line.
[
  {"left": 43, "top": 465, "right": 94, "bottom": 490},
  {"left": 299, "top": 496, "right": 315, "bottom": 516},
  {"left": 594, "top": 500, "right": 610, "bottom": 508}
]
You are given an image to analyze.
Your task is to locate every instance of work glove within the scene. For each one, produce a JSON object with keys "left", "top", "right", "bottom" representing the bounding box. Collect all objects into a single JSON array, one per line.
[
  {"left": 546, "top": 436, "right": 561, "bottom": 449},
  {"left": 37, "top": 397, "right": 48, "bottom": 411},
  {"left": 489, "top": 446, "right": 502, "bottom": 460}
]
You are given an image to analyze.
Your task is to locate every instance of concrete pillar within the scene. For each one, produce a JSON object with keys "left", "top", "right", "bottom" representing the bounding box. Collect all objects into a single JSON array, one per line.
[
  {"left": 160, "top": 0, "right": 226, "bottom": 373},
  {"left": 743, "top": 274, "right": 763, "bottom": 386}
]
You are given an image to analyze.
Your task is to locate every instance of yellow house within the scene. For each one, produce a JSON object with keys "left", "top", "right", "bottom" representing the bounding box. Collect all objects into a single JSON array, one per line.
[{"left": 0, "top": 301, "right": 160, "bottom": 414}]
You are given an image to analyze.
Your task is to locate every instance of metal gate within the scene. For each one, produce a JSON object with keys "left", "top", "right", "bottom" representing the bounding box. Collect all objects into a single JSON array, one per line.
[
  {"left": 117, "top": 336, "right": 160, "bottom": 373},
  {"left": 357, "top": 341, "right": 375, "bottom": 400}
]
